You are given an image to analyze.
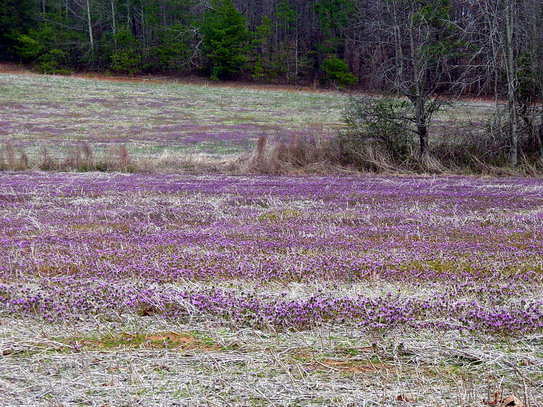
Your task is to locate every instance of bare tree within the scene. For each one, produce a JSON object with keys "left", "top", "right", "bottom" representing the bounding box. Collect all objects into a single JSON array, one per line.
[
  {"left": 526, "top": 0, "right": 543, "bottom": 162},
  {"left": 475, "top": 0, "right": 543, "bottom": 165},
  {"left": 354, "top": 0, "right": 471, "bottom": 160},
  {"left": 504, "top": 0, "right": 519, "bottom": 165}
]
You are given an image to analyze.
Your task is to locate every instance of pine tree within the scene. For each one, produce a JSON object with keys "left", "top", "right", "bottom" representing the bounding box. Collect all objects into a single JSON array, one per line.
[
  {"left": 202, "top": 0, "right": 249, "bottom": 80},
  {"left": 0, "top": 0, "right": 36, "bottom": 59}
]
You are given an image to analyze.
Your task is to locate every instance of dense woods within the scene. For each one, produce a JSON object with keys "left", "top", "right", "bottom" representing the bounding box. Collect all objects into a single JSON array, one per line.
[{"left": 1, "top": 0, "right": 543, "bottom": 166}]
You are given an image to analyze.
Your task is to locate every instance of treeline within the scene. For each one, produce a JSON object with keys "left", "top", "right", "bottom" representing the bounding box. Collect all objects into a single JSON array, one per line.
[
  {"left": 1, "top": 0, "right": 543, "bottom": 166},
  {"left": 1, "top": 0, "right": 542, "bottom": 87},
  {"left": 0, "top": 0, "right": 537, "bottom": 87},
  {"left": 0, "top": 0, "right": 358, "bottom": 84}
]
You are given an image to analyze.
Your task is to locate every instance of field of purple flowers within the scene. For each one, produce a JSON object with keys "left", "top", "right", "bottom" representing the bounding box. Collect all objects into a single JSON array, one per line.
[
  {"left": 1, "top": 172, "right": 542, "bottom": 333},
  {"left": 0, "top": 172, "right": 543, "bottom": 406},
  {"left": 2, "top": 69, "right": 542, "bottom": 405}
]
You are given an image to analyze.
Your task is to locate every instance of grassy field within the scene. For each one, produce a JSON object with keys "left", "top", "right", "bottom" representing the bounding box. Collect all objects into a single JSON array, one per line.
[
  {"left": 0, "top": 71, "right": 498, "bottom": 169},
  {"left": 0, "top": 72, "right": 541, "bottom": 406},
  {"left": 0, "top": 172, "right": 542, "bottom": 406},
  {"left": 0, "top": 72, "right": 346, "bottom": 160}
]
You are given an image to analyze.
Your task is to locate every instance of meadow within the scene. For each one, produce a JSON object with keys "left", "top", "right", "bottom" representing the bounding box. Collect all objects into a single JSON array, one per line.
[
  {"left": 0, "top": 72, "right": 345, "bottom": 159},
  {"left": 0, "top": 72, "right": 542, "bottom": 406},
  {"left": 0, "top": 71, "right": 497, "bottom": 173},
  {"left": 1, "top": 172, "right": 542, "bottom": 405}
]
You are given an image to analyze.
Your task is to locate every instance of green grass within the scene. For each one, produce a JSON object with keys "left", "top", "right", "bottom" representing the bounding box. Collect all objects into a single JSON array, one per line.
[{"left": 0, "top": 73, "right": 348, "bottom": 159}]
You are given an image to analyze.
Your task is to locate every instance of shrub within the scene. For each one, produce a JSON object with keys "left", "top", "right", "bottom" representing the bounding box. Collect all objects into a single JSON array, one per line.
[
  {"left": 16, "top": 34, "right": 42, "bottom": 61},
  {"left": 35, "top": 49, "right": 73, "bottom": 75},
  {"left": 110, "top": 49, "right": 142, "bottom": 75},
  {"left": 341, "top": 97, "right": 415, "bottom": 164},
  {"left": 321, "top": 57, "right": 358, "bottom": 88},
  {"left": 110, "top": 29, "right": 142, "bottom": 75}
]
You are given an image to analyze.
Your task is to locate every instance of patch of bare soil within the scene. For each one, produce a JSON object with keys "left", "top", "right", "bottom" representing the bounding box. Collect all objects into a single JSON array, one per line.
[
  {"left": 73, "top": 331, "right": 219, "bottom": 351},
  {"left": 0, "top": 63, "right": 34, "bottom": 74}
]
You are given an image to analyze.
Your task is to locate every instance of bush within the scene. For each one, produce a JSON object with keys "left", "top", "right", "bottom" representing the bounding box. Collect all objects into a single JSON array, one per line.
[
  {"left": 35, "top": 49, "right": 73, "bottom": 74},
  {"left": 16, "top": 34, "right": 42, "bottom": 61},
  {"left": 321, "top": 57, "right": 358, "bottom": 87},
  {"left": 110, "top": 29, "right": 141, "bottom": 75},
  {"left": 341, "top": 97, "right": 415, "bottom": 164},
  {"left": 153, "top": 43, "right": 190, "bottom": 73},
  {"left": 110, "top": 49, "right": 142, "bottom": 75}
]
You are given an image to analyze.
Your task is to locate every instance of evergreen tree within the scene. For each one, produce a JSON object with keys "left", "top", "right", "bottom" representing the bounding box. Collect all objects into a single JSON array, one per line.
[
  {"left": 0, "top": 0, "right": 36, "bottom": 59},
  {"left": 202, "top": 0, "right": 249, "bottom": 80},
  {"left": 110, "top": 29, "right": 142, "bottom": 75}
]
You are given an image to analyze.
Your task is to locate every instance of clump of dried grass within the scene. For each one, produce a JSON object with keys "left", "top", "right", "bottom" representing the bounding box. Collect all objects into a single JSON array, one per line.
[
  {"left": 63, "top": 145, "right": 82, "bottom": 170},
  {"left": 0, "top": 143, "right": 31, "bottom": 170},
  {"left": 128, "top": 135, "right": 346, "bottom": 175},
  {"left": 18, "top": 148, "right": 29, "bottom": 169},
  {"left": 81, "top": 141, "right": 95, "bottom": 170},
  {"left": 60, "top": 143, "right": 98, "bottom": 171},
  {"left": 118, "top": 144, "right": 129, "bottom": 171},
  {"left": 39, "top": 146, "right": 54, "bottom": 170},
  {"left": 245, "top": 134, "right": 345, "bottom": 174},
  {"left": 0, "top": 142, "right": 138, "bottom": 173},
  {"left": 407, "top": 153, "right": 447, "bottom": 174},
  {"left": 339, "top": 141, "right": 400, "bottom": 173},
  {"left": 105, "top": 144, "right": 132, "bottom": 172},
  {"left": 2, "top": 137, "right": 541, "bottom": 176},
  {"left": 3, "top": 142, "right": 16, "bottom": 170}
]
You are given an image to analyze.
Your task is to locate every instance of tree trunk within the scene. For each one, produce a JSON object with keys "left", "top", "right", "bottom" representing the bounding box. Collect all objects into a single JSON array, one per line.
[
  {"left": 86, "top": 0, "right": 94, "bottom": 53},
  {"left": 392, "top": 2, "right": 403, "bottom": 91},
  {"left": 507, "top": 94, "right": 519, "bottom": 166},
  {"left": 415, "top": 98, "right": 429, "bottom": 159},
  {"left": 408, "top": 10, "right": 429, "bottom": 160},
  {"left": 127, "top": 0, "right": 131, "bottom": 30},
  {"left": 141, "top": 4, "right": 146, "bottom": 51},
  {"left": 294, "top": 27, "right": 298, "bottom": 80},
  {"left": 505, "top": 0, "right": 518, "bottom": 166},
  {"left": 539, "top": 102, "right": 543, "bottom": 162},
  {"left": 111, "top": 0, "right": 117, "bottom": 39}
]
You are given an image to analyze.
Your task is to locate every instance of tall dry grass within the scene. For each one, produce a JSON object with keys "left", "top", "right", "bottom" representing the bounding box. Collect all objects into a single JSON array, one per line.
[
  {"left": 5, "top": 143, "right": 16, "bottom": 169},
  {"left": 18, "top": 148, "right": 29, "bottom": 169},
  {"left": 1, "top": 136, "right": 542, "bottom": 175},
  {"left": 2, "top": 142, "right": 135, "bottom": 172},
  {"left": 40, "top": 146, "right": 54, "bottom": 170},
  {"left": 245, "top": 135, "right": 346, "bottom": 174},
  {"left": 106, "top": 144, "right": 131, "bottom": 172}
]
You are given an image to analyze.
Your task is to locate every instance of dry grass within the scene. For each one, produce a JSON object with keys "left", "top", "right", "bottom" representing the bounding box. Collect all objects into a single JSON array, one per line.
[
  {"left": 3, "top": 142, "right": 16, "bottom": 170},
  {"left": 106, "top": 144, "right": 131, "bottom": 172},
  {"left": 39, "top": 146, "right": 54, "bottom": 170},
  {"left": 1, "top": 316, "right": 541, "bottom": 406},
  {"left": 244, "top": 135, "right": 347, "bottom": 175},
  {"left": 2, "top": 137, "right": 542, "bottom": 176},
  {"left": 4, "top": 142, "right": 134, "bottom": 173},
  {"left": 134, "top": 150, "right": 243, "bottom": 174}
]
